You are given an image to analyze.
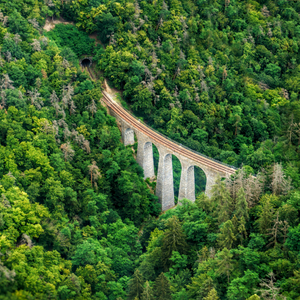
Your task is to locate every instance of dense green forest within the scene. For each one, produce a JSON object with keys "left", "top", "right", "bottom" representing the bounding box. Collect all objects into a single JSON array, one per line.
[{"left": 1, "top": 0, "right": 300, "bottom": 299}]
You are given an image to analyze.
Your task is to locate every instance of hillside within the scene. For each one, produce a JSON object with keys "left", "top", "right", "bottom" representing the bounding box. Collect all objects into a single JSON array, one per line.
[{"left": 0, "top": 1, "right": 300, "bottom": 300}]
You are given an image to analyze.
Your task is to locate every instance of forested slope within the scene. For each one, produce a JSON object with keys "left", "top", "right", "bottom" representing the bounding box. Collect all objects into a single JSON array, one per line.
[
  {"left": 1, "top": 0, "right": 300, "bottom": 300},
  {"left": 0, "top": 1, "right": 159, "bottom": 299},
  {"left": 57, "top": 0, "right": 300, "bottom": 176}
]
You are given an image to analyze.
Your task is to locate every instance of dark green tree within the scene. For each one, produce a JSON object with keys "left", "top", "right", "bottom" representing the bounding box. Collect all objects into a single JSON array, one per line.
[
  {"left": 153, "top": 273, "right": 172, "bottom": 300},
  {"left": 161, "top": 215, "right": 188, "bottom": 269},
  {"left": 127, "top": 269, "right": 144, "bottom": 300}
]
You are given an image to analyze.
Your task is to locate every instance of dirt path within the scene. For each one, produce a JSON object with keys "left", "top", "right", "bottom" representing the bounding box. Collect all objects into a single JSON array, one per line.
[
  {"left": 103, "top": 79, "right": 123, "bottom": 104},
  {"left": 43, "top": 17, "right": 74, "bottom": 32}
]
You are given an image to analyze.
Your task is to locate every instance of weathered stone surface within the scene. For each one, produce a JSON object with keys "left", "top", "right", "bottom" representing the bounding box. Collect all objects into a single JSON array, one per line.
[
  {"left": 137, "top": 140, "right": 155, "bottom": 179},
  {"left": 179, "top": 163, "right": 195, "bottom": 202},
  {"left": 156, "top": 151, "right": 175, "bottom": 211},
  {"left": 123, "top": 128, "right": 135, "bottom": 146}
]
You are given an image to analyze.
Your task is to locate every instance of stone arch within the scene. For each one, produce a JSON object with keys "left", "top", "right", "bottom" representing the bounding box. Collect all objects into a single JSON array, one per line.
[
  {"left": 171, "top": 154, "right": 182, "bottom": 202},
  {"left": 179, "top": 163, "right": 207, "bottom": 202}
]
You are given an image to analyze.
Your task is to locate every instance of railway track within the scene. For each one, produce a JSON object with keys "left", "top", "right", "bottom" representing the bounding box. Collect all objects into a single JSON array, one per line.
[
  {"left": 81, "top": 65, "right": 95, "bottom": 81},
  {"left": 102, "top": 91, "right": 237, "bottom": 175}
]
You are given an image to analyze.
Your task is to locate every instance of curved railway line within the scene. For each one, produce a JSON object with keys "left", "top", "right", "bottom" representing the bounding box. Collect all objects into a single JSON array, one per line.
[{"left": 102, "top": 91, "right": 237, "bottom": 176}]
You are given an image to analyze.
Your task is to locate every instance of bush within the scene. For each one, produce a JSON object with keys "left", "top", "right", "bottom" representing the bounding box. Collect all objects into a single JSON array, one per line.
[{"left": 46, "top": 24, "right": 95, "bottom": 57}]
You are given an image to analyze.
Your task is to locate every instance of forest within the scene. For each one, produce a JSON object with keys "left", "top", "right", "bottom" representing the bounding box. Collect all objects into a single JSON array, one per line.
[{"left": 1, "top": 0, "right": 300, "bottom": 299}]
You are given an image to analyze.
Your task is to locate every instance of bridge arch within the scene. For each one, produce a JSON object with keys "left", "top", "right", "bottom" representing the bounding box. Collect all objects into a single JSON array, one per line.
[
  {"left": 108, "top": 91, "right": 236, "bottom": 211},
  {"left": 178, "top": 162, "right": 208, "bottom": 202}
]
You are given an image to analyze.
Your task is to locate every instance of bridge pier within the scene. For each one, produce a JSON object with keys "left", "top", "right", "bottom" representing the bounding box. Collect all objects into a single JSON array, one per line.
[
  {"left": 122, "top": 128, "right": 135, "bottom": 146},
  {"left": 137, "top": 138, "right": 155, "bottom": 179},
  {"left": 205, "top": 170, "right": 219, "bottom": 198},
  {"left": 104, "top": 92, "right": 236, "bottom": 211},
  {"left": 178, "top": 164, "right": 195, "bottom": 202},
  {"left": 156, "top": 152, "right": 175, "bottom": 211}
]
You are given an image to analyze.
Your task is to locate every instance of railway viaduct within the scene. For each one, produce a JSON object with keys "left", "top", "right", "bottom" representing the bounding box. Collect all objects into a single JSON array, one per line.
[{"left": 102, "top": 91, "right": 237, "bottom": 211}]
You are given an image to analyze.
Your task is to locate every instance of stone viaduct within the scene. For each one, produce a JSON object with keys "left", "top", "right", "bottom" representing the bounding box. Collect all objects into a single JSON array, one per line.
[{"left": 102, "top": 91, "right": 237, "bottom": 211}]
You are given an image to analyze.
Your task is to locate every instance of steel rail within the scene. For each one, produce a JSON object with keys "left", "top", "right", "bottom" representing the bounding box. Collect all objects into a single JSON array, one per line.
[{"left": 102, "top": 91, "right": 237, "bottom": 175}]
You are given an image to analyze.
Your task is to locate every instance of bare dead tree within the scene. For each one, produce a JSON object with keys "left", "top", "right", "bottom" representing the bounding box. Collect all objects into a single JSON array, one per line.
[
  {"left": 19, "top": 233, "right": 33, "bottom": 248},
  {"left": 35, "top": 78, "right": 41, "bottom": 90},
  {"left": 62, "top": 83, "right": 74, "bottom": 110},
  {"left": 156, "top": 16, "right": 164, "bottom": 31},
  {"left": 180, "top": 15, "right": 188, "bottom": 31},
  {"left": 0, "top": 90, "right": 6, "bottom": 108},
  {"left": 27, "top": 88, "right": 43, "bottom": 110},
  {"left": 57, "top": 119, "right": 68, "bottom": 128},
  {"left": 52, "top": 102, "right": 60, "bottom": 118},
  {"left": 28, "top": 18, "right": 40, "bottom": 30},
  {"left": 62, "top": 58, "right": 70, "bottom": 69},
  {"left": 256, "top": 272, "right": 283, "bottom": 300},
  {"left": 69, "top": 100, "right": 76, "bottom": 115},
  {"left": 40, "top": 36, "right": 48, "bottom": 46},
  {"left": 40, "top": 119, "right": 55, "bottom": 135},
  {"left": 1, "top": 74, "right": 14, "bottom": 90},
  {"left": 63, "top": 127, "right": 71, "bottom": 141},
  {"left": 60, "top": 142, "right": 75, "bottom": 161},
  {"left": 270, "top": 163, "right": 292, "bottom": 195},
  {"left": 173, "top": 66, "right": 181, "bottom": 79},
  {"left": 82, "top": 140, "right": 91, "bottom": 154},
  {"left": 0, "top": 261, "right": 16, "bottom": 282},
  {"left": 50, "top": 90, "right": 59, "bottom": 105},
  {"left": 1, "top": 193, "right": 11, "bottom": 208},
  {"left": 2, "top": 16, "right": 8, "bottom": 27},
  {"left": 31, "top": 39, "right": 41, "bottom": 52},
  {"left": 4, "top": 51, "right": 12, "bottom": 62},
  {"left": 261, "top": 5, "right": 270, "bottom": 17},
  {"left": 266, "top": 212, "right": 280, "bottom": 247},
  {"left": 259, "top": 81, "right": 270, "bottom": 91},
  {"left": 13, "top": 33, "right": 22, "bottom": 45},
  {"left": 267, "top": 27, "right": 273, "bottom": 37},
  {"left": 52, "top": 120, "right": 59, "bottom": 138},
  {"left": 183, "top": 30, "right": 189, "bottom": 42},
  {"left": 86, "top": 99, "right": 97, "bottom": 117},
  {"left": 88, "top": 160, "right": 101, "bottom": 189},
  {"left": 201, "top": 80, "right": 208, "bottom": 92},
  {"left": 44, "top": 0, "right": 55, "bottom": 7},
  {"left": 225, "top": 168, "right": 265, "bottom": 208}
]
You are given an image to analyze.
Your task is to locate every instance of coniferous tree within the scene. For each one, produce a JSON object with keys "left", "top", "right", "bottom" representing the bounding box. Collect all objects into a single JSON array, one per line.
[
  {"left": 127, "top": 270, "right": 144, "bottom": 300},
  {"left": 153, "top": 273, "right": 172, "bottom": 300},
  {"left": 161, "top": 215, "right": 188, "bottom": 269},
  {"left": 235, "top": 187, "right": 249, "bottom": 221},
  {"left": 141, "top": 281, "right": 154, "bottom": 300},
  {"left": 211, "top": 177, "right": 233, "bottom": 224},
  {"left": 216, "top": 248, "right": 234, "bottom": 283},
  {"left": 217, "top": 220, "right": 237, "bottom": 249},
  {"left": 203, "top": 288, "right": 220, "bottom": 300},
  {"left": 256, "top": 198, "right": 275, "bottom": 234}
]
